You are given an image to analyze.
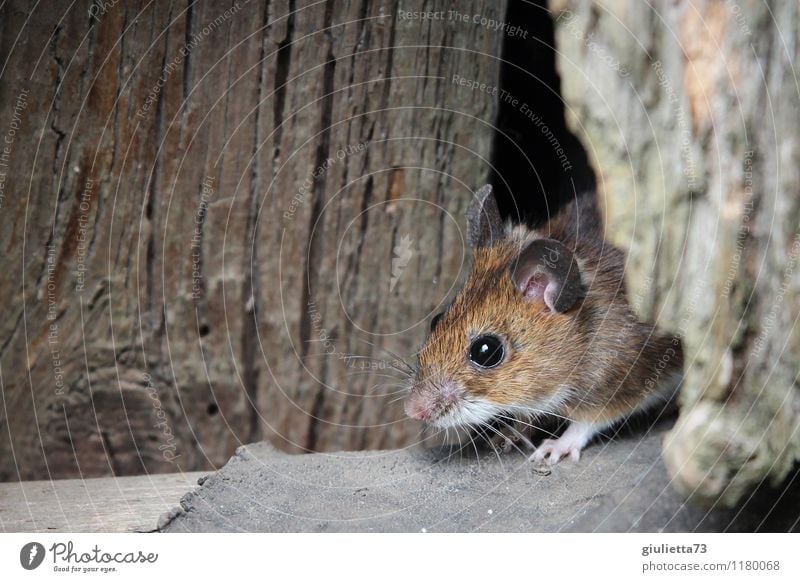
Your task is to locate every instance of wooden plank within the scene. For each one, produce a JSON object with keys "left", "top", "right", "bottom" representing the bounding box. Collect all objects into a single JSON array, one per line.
[
  {"left": 0, "top": 0, "right": 506, "bottom": 482},
  {"left": 0, "top": 472, "right": 205, "bottom": 533}
]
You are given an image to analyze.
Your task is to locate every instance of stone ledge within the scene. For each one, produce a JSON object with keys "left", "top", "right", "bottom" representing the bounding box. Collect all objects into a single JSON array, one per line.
[{"left": 159, "top": 421, "right": 800, "bottom": 532}]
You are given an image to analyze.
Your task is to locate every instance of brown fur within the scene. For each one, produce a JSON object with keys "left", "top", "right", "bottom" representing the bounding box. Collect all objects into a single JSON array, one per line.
[{"left": 413, "top": 194, "right": 683, "bottom": 427}]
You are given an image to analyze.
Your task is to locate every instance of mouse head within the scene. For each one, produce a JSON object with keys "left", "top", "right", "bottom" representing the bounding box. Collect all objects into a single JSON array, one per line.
[{"left": 405, "top": 185, "right": 587, "bottom": 429}]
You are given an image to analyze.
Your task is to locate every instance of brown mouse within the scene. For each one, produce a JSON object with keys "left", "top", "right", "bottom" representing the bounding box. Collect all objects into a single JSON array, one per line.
[{"left": 405, "top": 185, "right": 682, "bottom": 464}]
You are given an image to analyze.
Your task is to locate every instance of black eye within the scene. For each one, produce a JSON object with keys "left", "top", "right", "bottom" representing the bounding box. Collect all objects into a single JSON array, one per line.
[
  {"left": 468, "top": 335, "right": 505, "bottom": 369},
  {"left": 430, "top": 312, "right": 443, "bottom": 332}
]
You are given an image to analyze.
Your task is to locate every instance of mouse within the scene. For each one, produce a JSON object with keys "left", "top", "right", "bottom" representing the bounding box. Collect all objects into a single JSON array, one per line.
[{"left": 405, "top": 184, "right": 683, "bottom": 465}]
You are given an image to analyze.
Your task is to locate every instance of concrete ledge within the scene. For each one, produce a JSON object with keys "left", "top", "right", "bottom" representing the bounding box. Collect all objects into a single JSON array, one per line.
[{"left": 159, "top": 421, "right": 800, "bottom": 532}]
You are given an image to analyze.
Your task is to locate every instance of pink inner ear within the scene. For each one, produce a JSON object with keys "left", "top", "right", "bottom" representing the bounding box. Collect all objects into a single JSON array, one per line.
[
  {"left": 521, "top": 272, "right": 561, "bottom": 312},
  {"left": 521, "top": 272, "right": 547, "bottom": 300}
]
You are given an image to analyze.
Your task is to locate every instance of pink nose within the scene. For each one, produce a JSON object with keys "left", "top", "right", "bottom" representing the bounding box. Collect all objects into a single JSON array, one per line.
[
  {"left": 404, "top": 395, "right": 431, "bottom": 422},
  {"left": 405, "top": 379, "right": 463, "bottom": 423}
]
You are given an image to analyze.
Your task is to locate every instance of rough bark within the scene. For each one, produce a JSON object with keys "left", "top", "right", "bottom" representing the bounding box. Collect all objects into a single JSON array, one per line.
[
  {"left": 0, "top": 0, "right": 505, "bottom": 480},
  {"left": 551, "top": 0, "right": 799, "bottom": 506}
]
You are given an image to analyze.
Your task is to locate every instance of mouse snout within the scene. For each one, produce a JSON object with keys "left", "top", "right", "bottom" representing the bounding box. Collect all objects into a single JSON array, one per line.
[
  {"left": 404, "top": 394, "right": 433, "bottom": 422},
  {"left": 404, "top": 377, "right": 464, "bottom": 424}
]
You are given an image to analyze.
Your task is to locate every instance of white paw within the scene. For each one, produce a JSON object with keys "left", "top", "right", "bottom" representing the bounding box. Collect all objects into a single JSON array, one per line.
[
  {"left": 528, "top": 422, "right": 596, "bottom": 466},
  {"left": 529, "top": 438, "right": 581, "bottom": 465}
]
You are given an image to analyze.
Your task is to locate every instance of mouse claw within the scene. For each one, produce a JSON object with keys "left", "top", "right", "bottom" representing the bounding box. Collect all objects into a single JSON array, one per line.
[
  {"left": 484, "top": 419, "right": 534, "bottom": 455},
  {"left": 529, "top": 438, "right": 581, "bottom": 465},
  {"left": 487, "top": 431, "right": 519, "bottom": 454},
  {"left": 498, "top": 436, "right": 517, "bottom": 454}
]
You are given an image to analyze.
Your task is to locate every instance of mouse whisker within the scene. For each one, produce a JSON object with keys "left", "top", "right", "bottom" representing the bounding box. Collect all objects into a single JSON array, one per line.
[
  {"left": 354, "top": 337, "right": 416, "bottom": 374},
  {"left": 405, "top": 425, "right": 436, "bottom": 451},
  {"left": 387, "top": 393, "right": 412, "bottom": 405},
  {"left": 455, "top": 429, "right": 481, "bottom": 467},
  {"left": 406, "top": 345, "right": 424, "bottom": 359},
  {"left": 417, "top": 425, "right": 439, "bottom": 447},
  {"left": 472, "top": 421, "right": 507, "bottom": 471},
  {"left": 428, "top": 426, "right": 467, "bottom": 466},
  {"left": 467, "top": 430, "right": 482, "bottom": 470},
  {"left": 369, "top": 386, "right": 408, "bottom": 397},
  {"left": 450, "top": 411, "right": 482, "bottom": 469},
  {"left": 388, "top": 365, "right": 413, "bottom": 378},
  {"left": 346, "top": 370, "right": 407, "bottom": 381},
  {"left": 435, "top": 426, "right": 458, "bottom": 462},
  {"left": 369, "top": 382, "right": 410, "bottom": 394},
  {"left": 454, "top": 427, "right": 479, "bottom": 466},
  {"left": 452, "top": 427, "right": 479, "bottom": 465},
  {"left": 371, "top": 386, "right": 407, "bottom": 398},
  {"left": 492, "top": 418, "right": 536, "bottom": 454},
  {"left": 336, "top": 354, "right": 413, "bottom": 377},
  {"left": 452, "top": 426, "right": 466, "bottom": 465}
]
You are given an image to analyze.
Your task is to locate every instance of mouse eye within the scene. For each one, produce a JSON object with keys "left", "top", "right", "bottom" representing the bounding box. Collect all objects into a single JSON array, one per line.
[
  {"left": 430, "top": 312, "right": 443, "bottom": 332},
  {"left": 468, "top": 335, "right": 505, "bottom": 369}
]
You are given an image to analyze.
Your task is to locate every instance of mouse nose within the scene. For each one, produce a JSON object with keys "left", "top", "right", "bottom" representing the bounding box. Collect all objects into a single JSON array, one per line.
[
  {"left": 404, "top": 394, "right": 431, "bottom": 422},
  {"left": 404, "top": 378, "right": 463, "bottom": 423}
]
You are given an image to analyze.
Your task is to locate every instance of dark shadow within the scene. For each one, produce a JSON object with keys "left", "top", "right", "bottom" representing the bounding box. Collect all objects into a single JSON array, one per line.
[{"left": 489, "top": 0, "right": 596, "bottom": 227}]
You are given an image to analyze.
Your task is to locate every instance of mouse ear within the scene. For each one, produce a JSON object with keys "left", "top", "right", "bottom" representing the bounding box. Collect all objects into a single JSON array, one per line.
[
  {"left": 510, "top": 239, "right": 584, "bottom": 313},
  {"left": 466, "top": 184, "right": 504, "bottom": 248}
]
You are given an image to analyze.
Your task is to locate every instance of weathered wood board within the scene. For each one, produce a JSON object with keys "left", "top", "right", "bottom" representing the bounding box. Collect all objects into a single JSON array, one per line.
[
  {"left": 0, "top": 472, "right": 205, "bottom": 532},
  {"left": 0, "top": 0, "right": 506, "bottom": 479}
]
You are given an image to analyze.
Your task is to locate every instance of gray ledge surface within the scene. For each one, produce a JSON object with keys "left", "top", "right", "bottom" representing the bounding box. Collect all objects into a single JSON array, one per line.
[{"left": 159, "top": 421, "right": 799, "bottom": 532}]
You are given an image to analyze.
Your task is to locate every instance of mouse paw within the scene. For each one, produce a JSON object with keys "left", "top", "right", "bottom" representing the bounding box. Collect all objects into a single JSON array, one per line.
[
  {"left": 529, "top": 422, "right": 596, "bottom": 465},
  {"left": 529, "top": 438, "right": 581, "bottom": 465},
  {"left": 486, "top": 420, "right": 534, "bottom": 454},
  {"left": 492, "top": 432, "right": 522, "bottom": 454},
  {"left": 487, "top": 432, "right": 511, "bottom": 453}
]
